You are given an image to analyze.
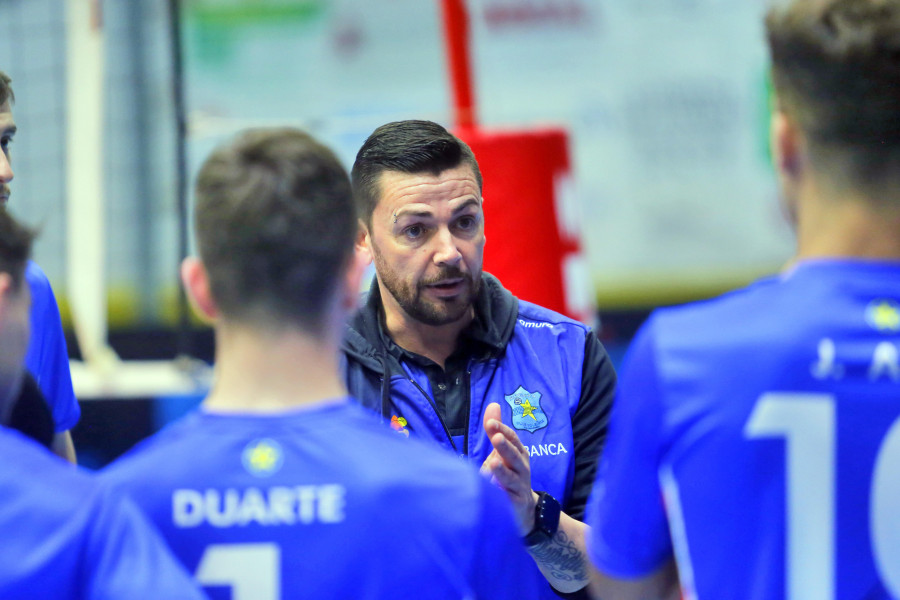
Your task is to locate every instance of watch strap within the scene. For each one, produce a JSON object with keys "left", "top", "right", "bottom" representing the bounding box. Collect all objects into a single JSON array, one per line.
[{"left": 523, "top": 491, "right": 561, "bottom": 547}]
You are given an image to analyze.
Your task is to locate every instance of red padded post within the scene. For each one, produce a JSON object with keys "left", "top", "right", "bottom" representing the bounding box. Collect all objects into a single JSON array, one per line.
[{"left": 440, "top": 0, "right": 477, "bottom": 130}]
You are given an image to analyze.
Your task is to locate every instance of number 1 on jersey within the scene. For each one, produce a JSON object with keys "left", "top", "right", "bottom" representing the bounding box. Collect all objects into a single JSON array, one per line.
[
  {"left": 745, "top": 393, "right": 835, "bottom": 600},
  {"left": 195, "top": 543, "right": 280, "bottom": 600}
]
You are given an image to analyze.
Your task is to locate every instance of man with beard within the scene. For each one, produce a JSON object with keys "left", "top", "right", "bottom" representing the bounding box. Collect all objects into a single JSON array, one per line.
[
  {"left": 341, "top": 119, "right": 617, "bottom": 599},
  {"left": 101, "top": 127, "right": 536, "bottom": 600}
]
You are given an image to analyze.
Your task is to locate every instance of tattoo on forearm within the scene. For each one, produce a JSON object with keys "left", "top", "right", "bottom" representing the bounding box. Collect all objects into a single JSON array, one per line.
[{"left": 528, "top": 530, "right": 589, "bottom": 583}]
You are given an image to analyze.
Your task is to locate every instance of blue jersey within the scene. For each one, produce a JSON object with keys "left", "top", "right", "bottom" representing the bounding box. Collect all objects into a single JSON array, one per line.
[
  {"left": 587, "top": 260, "right": 900, "bottom": 600},
  {"left": 101, "top": 400, "right": 538, "bottom": 600},
  {"left": 25, "top": 261, "right": 79, "bottom": 432},
  {"left": 0, "top": 426, "right": 205, "bottom": 599}
]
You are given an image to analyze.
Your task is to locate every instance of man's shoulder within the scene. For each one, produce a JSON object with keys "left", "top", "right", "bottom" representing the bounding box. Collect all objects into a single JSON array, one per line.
[
  {"left": 25, "top": 261, "right": 55, "bottom": 304},
  {"left": 0, "top": 427, "right": 104, "bottom": 517},
  {"left": 102, "top": 403, "right": 484, "bottom": 496},
  {"left": 634, "top": 271, "right": 832, "bottom": 385},
  {"left": 101, "top": 412, "right": 205, "bottom": 488},
  {"left": 484, "top": 272, "right": 590, "bottom": 332},
  {"left": 24, "top": 260, "right": 66, "bottom": 355},
  {"left": 339, "top": 407, "right": 486, "bottom": 489},
  {"left": 647, "top": 271, "right": 802, "bottom": 350},
  {"left": 346, "top": 428, "right": 503, "bottom": 531},
  {"left": 25, "top": 261, "right": 49, "bottom": 285},
  {"left": 515, "top": 299, "right": 591, "bottom": 332},
  {"left": 341, "top": 287, "right": 384, "bottom": 370}
]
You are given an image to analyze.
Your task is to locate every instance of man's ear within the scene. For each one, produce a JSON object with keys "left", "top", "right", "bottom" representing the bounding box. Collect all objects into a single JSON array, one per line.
[
  {"left": 771, "top": 110, "right": 806, "bottom": 229},
  {"left": 180, "top": 257, "right": 217, "bottom": 323},
  {"left": 481, "top": 198, "right": 486, "bottom": 250},
  {"left": 355, "top": 219, "right": 373, "bottom": 265},
  {"left": 341, "top": 250, "right": 369, "bottom": 312},
  {"left": 0, "top": 272, "right": 13, "bottom": 318},
  {"left": 772, "top": 110, "right": 804, "bottom": 180}
]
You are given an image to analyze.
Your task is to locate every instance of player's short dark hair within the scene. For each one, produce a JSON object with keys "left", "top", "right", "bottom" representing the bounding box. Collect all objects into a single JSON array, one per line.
[
  {"left": 0, "top": 208, "right": 34, "bottom": 291},
  {"left": 767, "top": 0, "right": 900, "bottom": 190},
  {"left": 194, "top": 128, "right": 355, "bottom": 334},
  {"left": 0, "top": 71, "right": 14, "bottom": 106},
  {"left": 351, "top": 120, "right": 482, "bottom": 226}
]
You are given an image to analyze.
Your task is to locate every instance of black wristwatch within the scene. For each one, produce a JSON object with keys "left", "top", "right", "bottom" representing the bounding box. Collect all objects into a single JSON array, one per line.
[{"left": 523, "top": 491, "right": 561, "bottom": 547}]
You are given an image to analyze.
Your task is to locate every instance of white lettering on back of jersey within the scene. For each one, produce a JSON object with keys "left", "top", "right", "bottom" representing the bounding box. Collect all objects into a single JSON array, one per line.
[
  {"left": 173, "top": 489, "right": 204, "bottom": 527},
  {"left": 527, "top": 443, "right": 568, "bottom": 457},
  {"left": 811, "top": 338, "right": 844, "bottom": 380},
  {"left": 172, "top": 485, "right": 346, "bottom": 528},
  {"left": 869, "top": 342, "right": 900, "bottom": 381}
]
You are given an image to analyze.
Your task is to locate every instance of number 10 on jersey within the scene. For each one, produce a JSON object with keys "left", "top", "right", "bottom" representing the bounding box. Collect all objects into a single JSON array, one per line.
[{"left": 745, "top": 393, "right": 900, "bottom": 600}]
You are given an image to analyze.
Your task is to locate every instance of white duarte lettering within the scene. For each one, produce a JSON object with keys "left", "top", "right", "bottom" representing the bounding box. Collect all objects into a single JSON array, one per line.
[{"left": 172, "top": 485, "right": 346, "bottom": 528}]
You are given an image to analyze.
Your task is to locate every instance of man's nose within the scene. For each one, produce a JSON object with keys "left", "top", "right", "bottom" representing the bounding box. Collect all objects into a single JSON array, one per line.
[
  {"left": 432, "top": 228, "right": 462, "bottom": 266},
  {"left": 0, "top": 152, "right": 13, "bottom": 184}
]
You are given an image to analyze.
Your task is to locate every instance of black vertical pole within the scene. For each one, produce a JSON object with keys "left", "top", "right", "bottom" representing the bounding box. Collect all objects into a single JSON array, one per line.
[{"left": 168, "top": 0, "right": 191, "bottom": 359}]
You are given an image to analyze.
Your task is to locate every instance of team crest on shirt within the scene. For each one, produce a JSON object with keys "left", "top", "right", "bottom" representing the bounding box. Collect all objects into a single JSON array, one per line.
[
  {"left": 866, "top": 299, "right": 900, "bottom": 332},
  {"left": 504, "top": 386, "right": 549, "bottom": 433},
  {"left": 241, "top": 438, "right": 284, "bottom": 477}
]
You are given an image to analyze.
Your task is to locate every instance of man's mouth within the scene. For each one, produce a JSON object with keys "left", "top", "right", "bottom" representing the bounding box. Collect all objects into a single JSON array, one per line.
[
  {"left": 427, "top": 278, "right": 464, "bottom": 289},
  {"left": 423, "top": 277, "right": 467, "bottom": 297}
]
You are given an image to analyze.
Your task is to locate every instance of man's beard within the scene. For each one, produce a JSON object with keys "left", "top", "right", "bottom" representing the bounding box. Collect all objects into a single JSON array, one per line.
[{"left": 372, "top": 248, "right": 480, "bottom": 327}]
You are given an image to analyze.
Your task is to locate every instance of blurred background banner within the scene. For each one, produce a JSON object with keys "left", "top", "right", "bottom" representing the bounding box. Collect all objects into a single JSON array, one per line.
[
  {"left": 184, "top": 0, "right": 791, "bottom": 309},
  {"left": 0, "top": 0, "right": 790, "bottom": 329},
  {"left": 0, "top": 0, "right": 792, "bottom": 462}
]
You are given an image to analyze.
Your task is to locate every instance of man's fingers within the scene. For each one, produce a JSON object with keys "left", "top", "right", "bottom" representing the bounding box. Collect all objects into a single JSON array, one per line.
[
  {"left": 486, "top": 418, "right": 529, "bottom": 460},
  {"left": 482, "top": 402, "right": 528, "bottom": 456},
  {"left": 484, "top": 459, "right": 529, "bottom": 498},
  {"left": 490, "top": 431, "right": 529, "bottom": 474},
  {"left": 482, "top": 402, "right": 502, "bottom": 433},
  {"left": 494, "top": 419, "right": 529, "bottom": 455},
  {"left": 480, "top": 449, "right": 498, "bottom": 476},
  {"left": 484, "top": 416, "right": 528, "bottom": 455}
]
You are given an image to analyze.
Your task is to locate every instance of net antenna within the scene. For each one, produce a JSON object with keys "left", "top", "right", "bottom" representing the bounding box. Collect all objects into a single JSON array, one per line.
[{"left": 65, "top": 0, "right": 118, "bottom": 374}]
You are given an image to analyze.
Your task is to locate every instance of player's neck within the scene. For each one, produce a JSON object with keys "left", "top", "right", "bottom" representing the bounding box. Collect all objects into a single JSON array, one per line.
[
  {"left": 203, "top": 321, "right": 347, "bottom": 413},
  {"left": 795, "top": 182, "right": 900, "bottom": 261},
  {"left": 382, "top": 303, "right": 473, "bottom": 369}
]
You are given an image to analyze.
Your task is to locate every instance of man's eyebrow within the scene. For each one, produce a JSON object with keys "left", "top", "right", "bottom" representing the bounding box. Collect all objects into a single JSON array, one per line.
[
  {"left": 1, "top": 125, "right": 16, "bottom": 137},
  {"left": 392, "top": 196, "right": 481, "bottom": 222},
  {"left": 451, "top": 198, "right": 480, "bottom": 215},
  {"left": 393, "top": 208, "right": 433, "bottom": 221}
]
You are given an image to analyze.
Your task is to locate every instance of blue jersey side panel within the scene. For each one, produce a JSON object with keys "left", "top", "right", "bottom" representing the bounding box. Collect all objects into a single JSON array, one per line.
[
  {"left": 586, "top": 324, "right": 671, "bottom": 577},
  {"left": 587, "top": 260, "right": 900, "bottom": 599},
  {"left": 25, "top": 261, "right": 79, "bottom": 432},
  {"left": 101, "top": 401, "right": 538, "bottom": 600}
]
